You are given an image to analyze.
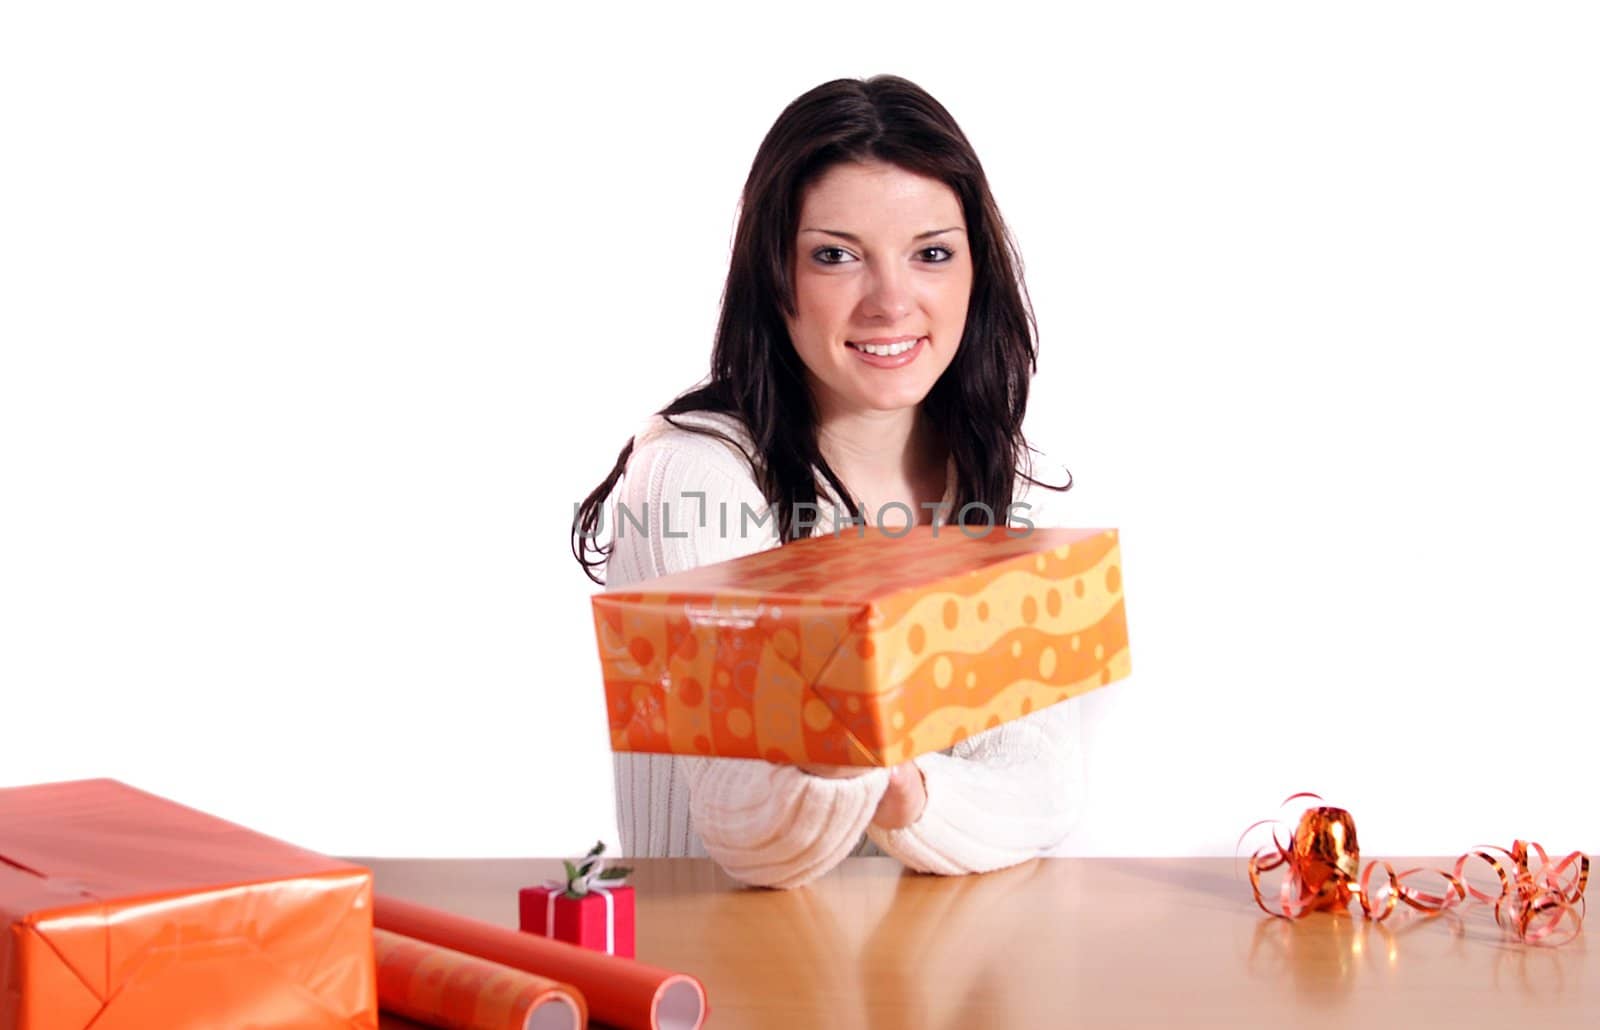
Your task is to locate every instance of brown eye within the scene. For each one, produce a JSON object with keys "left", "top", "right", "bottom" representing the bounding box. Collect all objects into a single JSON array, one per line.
[
  {"left": 920, "top": 245, "right": 955, "bottom": 262},
  {"left": 813, "top": 247, "right": 851, "bottom": 265}
]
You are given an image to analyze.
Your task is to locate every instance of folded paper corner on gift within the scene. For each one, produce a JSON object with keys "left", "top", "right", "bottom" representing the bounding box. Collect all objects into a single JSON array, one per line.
[
  {"left": 799, "top": 603, "right": 889, "bottom": 768},
  {"left": 12, "top": 869, "right": 377, "bottom": 1030}
]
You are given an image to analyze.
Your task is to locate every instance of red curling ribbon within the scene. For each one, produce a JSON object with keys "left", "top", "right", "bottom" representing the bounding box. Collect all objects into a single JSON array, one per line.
[{"left": 1239, "top": 794, "right": 1589, "bottom": 945}]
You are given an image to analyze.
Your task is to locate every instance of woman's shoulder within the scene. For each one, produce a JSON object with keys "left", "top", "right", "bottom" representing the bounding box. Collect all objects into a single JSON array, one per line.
[
  {"left": 630, "top": 408, "right": 759, "bottom": 481},
  {"left": 618, "top": 409, "right": 772, "bottom": 533},
  {"left": 609, "top": 408, "right": 779, "bottom": 581}
]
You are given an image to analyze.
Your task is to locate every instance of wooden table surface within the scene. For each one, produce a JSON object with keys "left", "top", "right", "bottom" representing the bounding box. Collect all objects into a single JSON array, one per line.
[{"left": 355, "top": 856, "right": 1595, "bottom": 1029}]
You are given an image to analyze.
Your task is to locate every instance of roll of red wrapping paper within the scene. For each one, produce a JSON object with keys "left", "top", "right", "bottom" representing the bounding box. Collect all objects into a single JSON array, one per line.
[
  {"left": 373, "top": 928, "right": 586, "bottom": 1030},
  {"left": 374, "top": 894, "right": 707, "bottom": 1030}
]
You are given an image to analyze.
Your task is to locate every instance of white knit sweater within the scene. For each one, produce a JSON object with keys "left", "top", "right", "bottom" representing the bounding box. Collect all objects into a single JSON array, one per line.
[{"left": 603, "top": 409, "right": 1086, "bottom": 888}]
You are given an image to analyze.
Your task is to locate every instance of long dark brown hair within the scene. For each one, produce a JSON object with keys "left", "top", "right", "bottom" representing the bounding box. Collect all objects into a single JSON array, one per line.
[{"left": 572, "top": 74, "right": 1070, "bottom": 584}]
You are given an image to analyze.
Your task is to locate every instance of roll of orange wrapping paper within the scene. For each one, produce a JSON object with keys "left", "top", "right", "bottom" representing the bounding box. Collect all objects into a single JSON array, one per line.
[
  {"left": 374, "top": 895, "right": 707, "bottom": 1030},
  {"left": 373, "top": 929, "right": 585, "bottom": 1030}
]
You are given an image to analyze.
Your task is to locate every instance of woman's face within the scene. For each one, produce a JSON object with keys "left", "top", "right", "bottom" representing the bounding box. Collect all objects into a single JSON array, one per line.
[{"left": 785, "top": 160, "right": 972, "bottom": 417}]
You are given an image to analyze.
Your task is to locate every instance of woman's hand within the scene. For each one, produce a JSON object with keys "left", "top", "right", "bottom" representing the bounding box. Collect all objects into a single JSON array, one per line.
[
  {"left": 871, "top": 762, "right": 928, "bottom": 830},
  {"left": 796, "top": 760, "right": 928, "bottom": 830}
]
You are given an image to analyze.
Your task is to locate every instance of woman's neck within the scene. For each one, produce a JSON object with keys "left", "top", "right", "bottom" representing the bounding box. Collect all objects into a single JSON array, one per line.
[{"left": 815, "top": 405, "right": 946, "bottom": 503}]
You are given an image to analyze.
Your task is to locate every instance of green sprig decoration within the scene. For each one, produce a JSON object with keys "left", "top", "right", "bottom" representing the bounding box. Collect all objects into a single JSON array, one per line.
[{"left": 559, "top": 840, "right": 634, "bottom": 901}]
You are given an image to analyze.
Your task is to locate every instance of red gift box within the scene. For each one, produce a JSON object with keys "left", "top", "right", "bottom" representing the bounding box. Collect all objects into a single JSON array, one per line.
[{"left": 518, "top": 884, "right": 635, "bottom": 958}]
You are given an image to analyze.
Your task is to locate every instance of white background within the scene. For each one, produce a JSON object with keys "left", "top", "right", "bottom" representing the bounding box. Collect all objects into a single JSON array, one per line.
[{"left": 2, "top": 3, "right": 1595, "bottom": 860}]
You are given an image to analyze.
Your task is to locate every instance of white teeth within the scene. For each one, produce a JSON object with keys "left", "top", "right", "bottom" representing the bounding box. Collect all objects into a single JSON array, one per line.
[{"left": 851, "top": 337, "right": 923, "bottom": 357}]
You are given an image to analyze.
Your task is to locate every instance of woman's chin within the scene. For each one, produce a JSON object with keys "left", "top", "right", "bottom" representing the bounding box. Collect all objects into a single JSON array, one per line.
[
  {"left": 850, "top": 386, "right": 934, "bottom": 413},
  {"left": 808, "top": 369, "right": 936, "bottom": 417}
]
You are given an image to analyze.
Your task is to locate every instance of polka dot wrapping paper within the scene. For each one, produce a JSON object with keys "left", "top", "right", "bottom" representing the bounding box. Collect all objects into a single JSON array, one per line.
[{"left": 592, "top": 525, "right": 1131, "bottom": 767}]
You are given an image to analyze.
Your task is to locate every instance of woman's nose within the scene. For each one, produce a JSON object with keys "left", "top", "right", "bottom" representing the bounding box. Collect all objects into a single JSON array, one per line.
[{"left": 858, "top": 264, "right": 914, "bottom": 322}]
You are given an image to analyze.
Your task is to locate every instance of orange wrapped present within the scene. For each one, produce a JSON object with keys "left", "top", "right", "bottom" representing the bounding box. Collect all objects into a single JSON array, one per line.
[
  {"left": 593, "top": 525, "right": 1130, "bottom": 767},
  {"left": 0, "top": 778, "right": 378, "bottom": 1030}
]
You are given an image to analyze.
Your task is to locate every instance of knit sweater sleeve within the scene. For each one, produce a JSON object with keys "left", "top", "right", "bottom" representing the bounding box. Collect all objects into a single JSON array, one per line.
[
  {"left": 604, "top": 431, "right": 892, "bottom": 889},
  {"left": 864, "top": 698, "right": 1086, "bottom": 874}
]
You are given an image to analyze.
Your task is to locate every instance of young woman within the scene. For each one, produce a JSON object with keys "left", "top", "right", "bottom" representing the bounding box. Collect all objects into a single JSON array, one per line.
[{"left": 571, "top": 75, "right": 1082, "bottom": 889}]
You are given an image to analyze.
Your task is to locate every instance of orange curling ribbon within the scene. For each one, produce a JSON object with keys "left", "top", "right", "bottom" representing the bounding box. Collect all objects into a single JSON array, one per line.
[
  {"left": 1240, "top": 793, "right": 1589, "bottom": 945},
  {"left": 1454, "top": 840, "right": 1589, "bottom": 945}
]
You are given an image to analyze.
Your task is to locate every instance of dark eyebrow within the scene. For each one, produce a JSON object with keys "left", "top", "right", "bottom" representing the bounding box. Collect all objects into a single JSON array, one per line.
[{"left": 798, "top": 227, "right": 966, "bottom": 243}]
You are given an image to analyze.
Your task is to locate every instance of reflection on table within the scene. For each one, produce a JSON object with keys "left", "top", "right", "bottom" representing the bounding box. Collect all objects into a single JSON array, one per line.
[{"left": 355, "top": 856, "right": 1596, "bottom": 1030}]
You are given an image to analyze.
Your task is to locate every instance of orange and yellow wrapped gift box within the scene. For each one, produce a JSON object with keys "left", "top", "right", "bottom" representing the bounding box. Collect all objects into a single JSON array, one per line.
[{"left": 592, "top": 525, "right": 1131, "bottom": 767}]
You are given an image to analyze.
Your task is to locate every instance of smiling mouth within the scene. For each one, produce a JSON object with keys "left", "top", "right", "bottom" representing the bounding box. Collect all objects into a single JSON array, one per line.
[{"left": 846, "top": 336, "right": 928, "bottom": 357}]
